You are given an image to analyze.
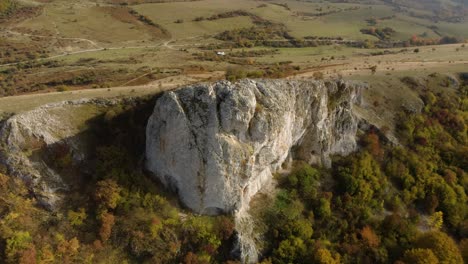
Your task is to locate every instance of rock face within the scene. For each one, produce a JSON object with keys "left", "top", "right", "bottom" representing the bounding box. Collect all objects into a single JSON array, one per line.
[
  {"left": 0, "top": 99, "right": 115, "bottom": 208},
  {"left": 146, "top": 79, "right": 365, "bottom": 215}
]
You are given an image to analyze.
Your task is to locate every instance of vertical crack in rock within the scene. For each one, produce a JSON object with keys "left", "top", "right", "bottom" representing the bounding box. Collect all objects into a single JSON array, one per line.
[{"left": 145, "top": 79, "right": 366, "bottom": 262}]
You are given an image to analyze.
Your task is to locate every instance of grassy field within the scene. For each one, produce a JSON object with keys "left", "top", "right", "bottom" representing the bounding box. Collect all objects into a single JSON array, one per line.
[
  {"left": 0, "top": 0, "right": 466, "bottom": 107},
  {"left": 6, "top": 0, "right": 468, "bottom": 48},
  {"left": 133, "top": 0, "right": 257, "bottom": 39},
  {"left": 16, "top": 1, "right": 167, "bottom": 47},
  {"left": 0, "top": 71, "right": 225, "bottom": 114},
  {"left": 0, "top": 2, "right": 467, "bottom": 264},
  {"left": 250, "top": 0, "right": 462, "bottom": 41}
]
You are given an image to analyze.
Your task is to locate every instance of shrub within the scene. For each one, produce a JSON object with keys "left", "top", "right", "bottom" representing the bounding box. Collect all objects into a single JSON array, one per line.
[
  {"left": 313, "top": 71, "right": 324, "bottom": 79},
  {"left": 56, "top": 85, "right": 69, "bottom": 92},
  {"left": 68, "top": 208, "right": 87, "bottom": 227},
  {"left": 225, "top": 67, "right": 247, "bottom": 82}
]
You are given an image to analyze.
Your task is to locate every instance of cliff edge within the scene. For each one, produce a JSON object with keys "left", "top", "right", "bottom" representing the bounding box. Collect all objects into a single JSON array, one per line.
[{"left": 146, "top": 79, "right": 366, "bottom": 215}]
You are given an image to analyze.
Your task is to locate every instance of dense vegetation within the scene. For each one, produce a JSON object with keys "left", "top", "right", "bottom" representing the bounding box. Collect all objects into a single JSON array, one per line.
[
  {"left": 0, "top": 75, "right": 467, "bottom": 263},
  {"left": 253, "top": 74, "right": 468, "bottom": 263},
  {"left": 0, "top": 98, "right": 236, "bottom": 263},
  {"left": 215, "top": 25, "right": 323, "bottom": 48}
]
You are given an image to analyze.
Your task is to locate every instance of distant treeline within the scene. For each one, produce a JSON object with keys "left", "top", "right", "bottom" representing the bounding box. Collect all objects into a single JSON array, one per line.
[
  {"left": 409, "top": 35, "right": 465, "bottom": 46},
  {"left": 215, "top": 23, "right": 465, "bottom": 49},
  {"left": 193, "top": 10, "right": 252, "bottom": 22},
  {"left": 381, "top": 0, "right": 467, "bottom": 23},
  {"left": 297, "top": 6, "right": 361, "bottom": 17},
  {"left": 107, "top": 0, "right": 201, "bottom": 5},
  {"left": 214, "top": 22, "right": 321, "bottom": 48},
  {"left": 360, "top": 27, "right": 396, "bottom": 41},
  {"left": 128, "top": 9, "right": 170, "bottom": 36},
  {"left": 192, "top": 9, "right": 275, "bottom": 27}
]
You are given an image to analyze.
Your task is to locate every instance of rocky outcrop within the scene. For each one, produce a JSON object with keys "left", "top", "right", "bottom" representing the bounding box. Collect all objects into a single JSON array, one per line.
[
  {"left": 146, "top": 79, "right": 365, "bottom": 215},
  {"left": 0, "top": 79, "right": 365, "bottom": 263},
  {"left": 0, "top": 99, "right": 116, "bottom": 209}
]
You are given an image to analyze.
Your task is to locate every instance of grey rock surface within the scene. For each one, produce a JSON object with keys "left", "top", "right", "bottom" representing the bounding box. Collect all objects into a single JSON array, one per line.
[
  {"left": 146, "top": 79, "right": 365, "bottom": 215},
  {"left": 0, "top": 99, "right": 116, "bottom": 208}
]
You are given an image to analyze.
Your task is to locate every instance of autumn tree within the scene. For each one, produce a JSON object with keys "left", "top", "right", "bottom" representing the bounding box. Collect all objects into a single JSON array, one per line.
[
  {"left": 403, "top": 248, "right": 439, "bottom": 264},
  {"left": 94, "top": 179, "right": 121, "bottom": 210},
  {"left": 56, "top": 236, "right": 80, "bottom": 263},
  {"left": 313, "top": 248, "right": 341, "bottom": 264},
  {"left": 67, "top": 208, "right": 87, "bottom": 227},
  {"left": 362, "top": 131, "right": 384, "bottom": 160},
  {"left": 428, "top": 211, "right": 443, "bottom": 230},
  {"left": 413, "top": 231, "right": 463, "bottom": 264},
  {"left": 460, "top": 239, "right": 468, "bottom": 264},
  {"left": 5, "top": 231, "right": 33, "bottom": 264},
  {"left": 360, "top": 226, "right": 380, "bottom": 248},
  {"left": 18, "top": 245, "right": 36, "bottom": 264},
  {"left": 99, "top": 211, "right": 115, "bottom": 243}
]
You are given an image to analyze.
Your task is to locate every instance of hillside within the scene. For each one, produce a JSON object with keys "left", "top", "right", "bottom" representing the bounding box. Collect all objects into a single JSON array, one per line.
[
  {"left": 0, "top": 0, "right": 467, "bottom": 263},
  {"left": 0, "top": 0, "right": 466, "bottom": 99},
  {"left": 0, "top": 75, "right": 466, "bottom": 263}
]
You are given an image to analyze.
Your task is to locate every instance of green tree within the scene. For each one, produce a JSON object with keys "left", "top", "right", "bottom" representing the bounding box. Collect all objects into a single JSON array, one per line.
[
  {"left": 5, "top": 231, "right": 33, "bottom": 263},
  {"left": 182, "top": 216, "right": 222, "bottom": 254},
  {"left": 67, "top": 208, "right": 87, "bottom": 227},
  {"left": 336, "top": 152, "right": 385, "bottom": 207},
  {"left": 272, "top": 237, "right": 306, "bottom": 264},
  {"left": 288, "top": 163, "right": 320, "bottom": 201},
  {"left": 316, "top": 198, "right": 331, "bottom": 219}
]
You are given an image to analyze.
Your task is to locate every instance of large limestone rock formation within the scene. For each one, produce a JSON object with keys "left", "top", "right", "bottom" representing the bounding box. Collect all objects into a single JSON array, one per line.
[{"left": 146, "top": 79, "right": 365, "bottom": 215}]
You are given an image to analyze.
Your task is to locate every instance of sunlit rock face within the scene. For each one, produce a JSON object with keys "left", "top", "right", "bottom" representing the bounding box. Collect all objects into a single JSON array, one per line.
[{"left": 146, "top": 79, "right": 365, "bottom": 215}]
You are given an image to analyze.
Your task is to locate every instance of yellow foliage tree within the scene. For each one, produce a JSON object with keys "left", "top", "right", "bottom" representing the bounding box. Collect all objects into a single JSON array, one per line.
[
  {"left": 315, "top": 248, "right": 341, "bottom": 264},
  {"left": 428, "top": 211, "right": 443, "bottom": 230},
  {"left": 415, "top": 231, "right": 463, "bottom": 264},
  {"left": 403, "top": 248, "right": 439, "bottom": 264}
]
